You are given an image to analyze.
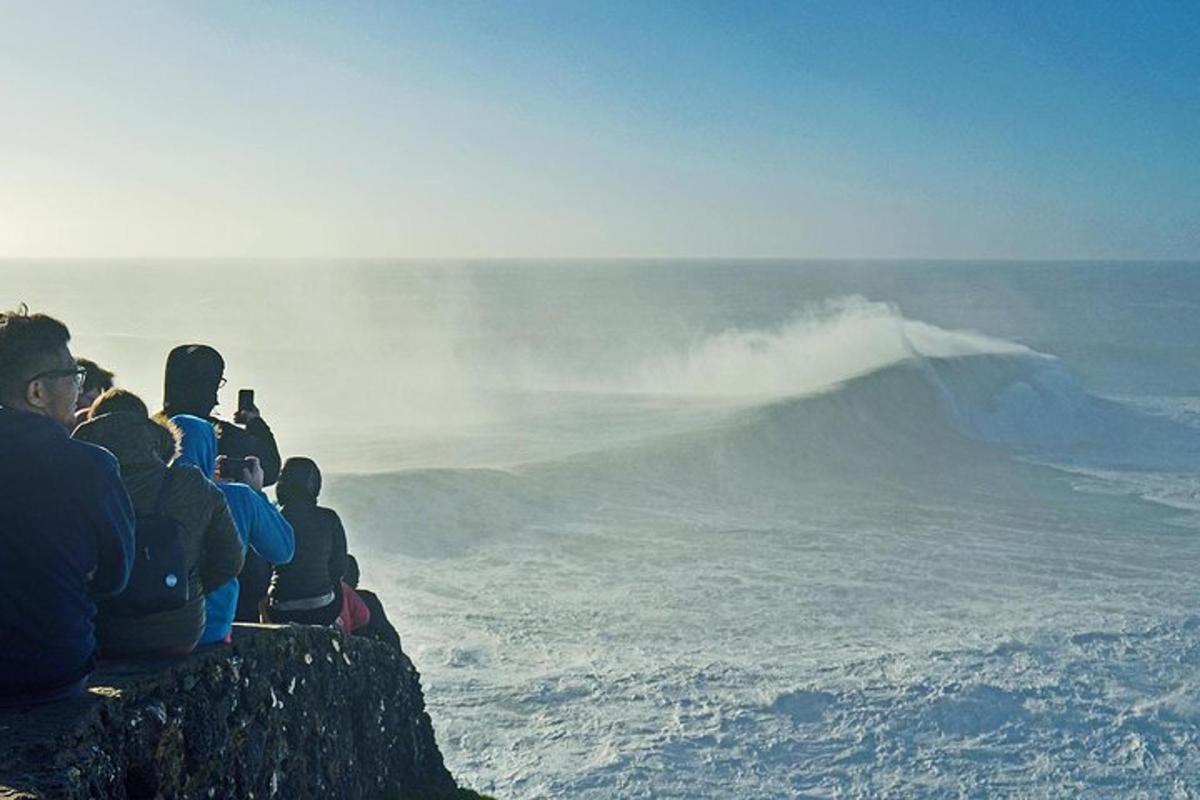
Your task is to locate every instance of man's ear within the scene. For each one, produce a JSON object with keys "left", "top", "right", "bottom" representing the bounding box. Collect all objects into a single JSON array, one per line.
[{"left": 25, "top": 378, "right": 51, "bottom": 411}]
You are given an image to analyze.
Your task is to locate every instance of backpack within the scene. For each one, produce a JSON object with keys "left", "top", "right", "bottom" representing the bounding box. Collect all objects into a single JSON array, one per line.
[{"left": 107, "top": 468, "right": 190, "bottom": 618}]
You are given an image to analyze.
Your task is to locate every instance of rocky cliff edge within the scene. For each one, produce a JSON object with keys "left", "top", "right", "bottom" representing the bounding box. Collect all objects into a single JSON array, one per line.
[{"left": 0, "top": 624, "right": 462, "bottom": 800}]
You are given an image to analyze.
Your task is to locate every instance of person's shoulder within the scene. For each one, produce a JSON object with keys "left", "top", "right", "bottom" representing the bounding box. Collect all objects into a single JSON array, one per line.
[
  {"left": 316, "top": 505, "right": 344, "bottom": 526},
  {"left": 56, "top": 438, "right": 126, "bottom": 502},
  {"left": 167, "top": 462, "right": 219, "bottom": 497},
  {"left": 212, "top": 418, "right": 250, "bottom": 440},
  {"left": 218, "top": 480, "right": 254, "bottom": 498},
  {"left": 1, "top": 408, "right": 67, "bottom": 452},
  {"left": 169, "top": 461, "right": 206, "bottom": 481},
  {"left": 167, "top": 464, "right": 236, "bottom": 521},
  {"left": 65, "top": 436, "right": 121, "bottom": 475}
]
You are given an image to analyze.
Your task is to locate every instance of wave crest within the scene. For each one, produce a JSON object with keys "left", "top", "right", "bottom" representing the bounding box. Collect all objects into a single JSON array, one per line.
[{"left": 624, "top": 296, "right": 1036, "bottom": 400}]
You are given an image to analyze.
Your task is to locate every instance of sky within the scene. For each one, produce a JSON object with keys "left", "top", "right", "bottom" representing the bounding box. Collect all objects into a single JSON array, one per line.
[{"left": 0, "top": 1, "right": 1197, "bottom": 260}]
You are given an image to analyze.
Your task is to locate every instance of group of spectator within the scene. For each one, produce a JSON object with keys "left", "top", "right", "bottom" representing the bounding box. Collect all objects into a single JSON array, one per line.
[{"left": 0, "top": 306, "right": 400, "bottom": 707}]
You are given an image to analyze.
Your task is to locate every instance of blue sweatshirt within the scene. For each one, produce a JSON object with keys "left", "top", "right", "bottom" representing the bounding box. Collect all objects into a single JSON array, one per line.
[
  {"left": 0, "top": 407, "right": 135, "bottom": 695},
  {"left": 171, "top": 415, "right": 294, "bottom": 644}
]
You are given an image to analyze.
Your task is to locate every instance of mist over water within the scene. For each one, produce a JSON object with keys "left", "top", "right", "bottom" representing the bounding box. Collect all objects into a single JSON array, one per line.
[{"left": 9, "top": 259, "right": 1200, "bottom": 797}]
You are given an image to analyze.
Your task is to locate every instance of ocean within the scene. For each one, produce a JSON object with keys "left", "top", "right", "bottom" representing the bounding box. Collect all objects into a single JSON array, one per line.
[{"left": 9, "top": 259, "right": 1200, "bottom": 797}]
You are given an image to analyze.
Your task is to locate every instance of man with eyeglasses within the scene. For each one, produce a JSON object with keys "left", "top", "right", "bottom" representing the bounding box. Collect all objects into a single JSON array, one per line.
[
  {"left": 161, "top": 344, "right": 283, "bottom": 486},
  {"left": 0, "top": 306, "right": 136, "bottom": 705}
]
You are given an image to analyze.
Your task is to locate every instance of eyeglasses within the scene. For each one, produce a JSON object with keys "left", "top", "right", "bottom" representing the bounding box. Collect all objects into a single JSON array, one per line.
[
  {"left": 27, "top": 366, "right": 88, "bottom": 389},
  {"left": 218, "top": 376, "right": 228, "bottom": 389}
]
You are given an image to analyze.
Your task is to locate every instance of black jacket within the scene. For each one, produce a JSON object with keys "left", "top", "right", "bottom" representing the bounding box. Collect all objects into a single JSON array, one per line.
[
  {"left": 269, "top": 501, "right": 347, "bottom": 602},
  {"left": 213, "top": 416, "right": 282, "bottom": 487}
]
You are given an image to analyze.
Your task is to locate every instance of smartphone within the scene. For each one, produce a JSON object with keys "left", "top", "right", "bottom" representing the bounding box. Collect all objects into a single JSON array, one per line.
[
  {"left": 219, "top": 457, "right": 249, "bottom": 480},
  {"left": 238, "top": 388, "right": 255, "bottom": 413}
]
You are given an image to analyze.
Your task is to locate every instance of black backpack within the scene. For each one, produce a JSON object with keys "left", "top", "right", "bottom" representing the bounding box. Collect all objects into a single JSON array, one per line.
[{"left": 107, "top": 468, "right": 190, "bottom": 618}]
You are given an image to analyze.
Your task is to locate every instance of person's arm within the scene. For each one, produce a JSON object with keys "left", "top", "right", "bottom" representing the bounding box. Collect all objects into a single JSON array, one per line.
[
  {"left": 87, "top": 455, "right": 136, "bottom": 597},
  {"left": 327, "top": 510, "right": 348, "bottom": 587},
  {"left": 199, "top": 485, "right": 246, "bottom": 593},
  {"left": 247, "top": 489, "right": 295, "bottom": 565},
  {"left": 242, "top": 417, "right": 282, "bottom": 487}
]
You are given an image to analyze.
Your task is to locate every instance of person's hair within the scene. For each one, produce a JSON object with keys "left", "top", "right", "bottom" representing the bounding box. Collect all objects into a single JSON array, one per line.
[
  {"left": 90, "top": 387, "right": 149, "bottom": 419},
  {"left": 277, "top": 456, "right": 323, "bottom": 506},
  {"left": 82, "top": 388, "right": 181, "bottom": 463},
  {"left": 76, "top": 358, "right": 115, "bottom": 394},
  {"left": 0, "top": 304, "right": 71, "bottom": 406}
]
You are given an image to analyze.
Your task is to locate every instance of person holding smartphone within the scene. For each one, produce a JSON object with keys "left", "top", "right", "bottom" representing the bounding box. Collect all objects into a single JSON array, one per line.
[
  {"left": 170, "top": 414, "right": 295, "bottom": 646},
  {"left": 160, "top": 344, "right": 283, "bottom": 486}
]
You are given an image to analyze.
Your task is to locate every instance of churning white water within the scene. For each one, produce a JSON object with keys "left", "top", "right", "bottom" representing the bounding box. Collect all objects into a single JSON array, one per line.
[{"left": 9, "top": 259, "right": 1200, "bottom": 797}]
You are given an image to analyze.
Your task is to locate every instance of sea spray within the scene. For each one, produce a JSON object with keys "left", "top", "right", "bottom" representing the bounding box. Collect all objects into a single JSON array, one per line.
[{"left": 624, "top": 296, "right": 1035, "bottom": 400}]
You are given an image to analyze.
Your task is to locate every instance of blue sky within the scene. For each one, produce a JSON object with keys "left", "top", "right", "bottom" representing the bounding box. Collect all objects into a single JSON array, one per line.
[{"left": 1, "top": 1, "right": 1196, "bottom": 258}]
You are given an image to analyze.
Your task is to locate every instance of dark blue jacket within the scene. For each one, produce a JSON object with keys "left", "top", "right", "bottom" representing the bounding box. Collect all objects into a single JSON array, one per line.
[{"left": 0, "top": 407, "right": 136, "bottom": 695}]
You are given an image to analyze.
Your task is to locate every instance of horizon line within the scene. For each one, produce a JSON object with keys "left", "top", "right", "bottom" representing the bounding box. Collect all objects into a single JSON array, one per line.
[{"left": 2, "top": 256, "right": 1199, "bottom": 264}]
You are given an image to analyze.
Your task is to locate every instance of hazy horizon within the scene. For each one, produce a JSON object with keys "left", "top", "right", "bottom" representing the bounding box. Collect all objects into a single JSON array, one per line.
[{"left": 5, "top": 256, "right": 1200, "bottom": 265}]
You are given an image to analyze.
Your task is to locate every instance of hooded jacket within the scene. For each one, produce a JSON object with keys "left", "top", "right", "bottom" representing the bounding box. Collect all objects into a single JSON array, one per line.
[
  {"left": 161, "top": 344, "right": 283, "bottom": 486},
  {"left": 0, "top": 407, "right": 135, "bottom": 696},
  {"left": 171, "top": 415, "right": 294, "bottom": 645},
  {"left": 269, "top": 458, "right": 348, "bottom": 605},
  {"left": 73, "top": 412, "right": 244, "bottom": 657}
]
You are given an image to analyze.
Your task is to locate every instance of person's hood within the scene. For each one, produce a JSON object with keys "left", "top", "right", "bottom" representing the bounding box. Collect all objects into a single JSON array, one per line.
[
  {"left": 171, "top": 414, "right": 217, "bottom": 477},
  {"left": 72, "top": 411, "right": 180, "bottom": 469},
  {"left": 163, "top": 344, "right": 224, "bottom": 418},
  {"left": 277, "top": 456, "right": 322, "bottom": 506}
]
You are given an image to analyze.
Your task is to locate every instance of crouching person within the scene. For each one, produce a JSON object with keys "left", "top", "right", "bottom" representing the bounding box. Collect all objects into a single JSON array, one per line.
[
  {"left": 0, "top": 308, "right": 135, "bottom": 704},
  {"left": 170, "top": 414, "right": 294, "bottom": 646},
  {"left": 73, "top": 391, "right": 243, "bottom": 658},
  {"left": 342, "top": 555, "right": 402, "bottom": 652}
]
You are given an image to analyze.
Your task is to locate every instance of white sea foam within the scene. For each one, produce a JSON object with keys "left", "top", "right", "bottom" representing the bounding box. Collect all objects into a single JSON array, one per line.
[{"left": 500, "top": 295, "right": 1038, "bottom": 403}]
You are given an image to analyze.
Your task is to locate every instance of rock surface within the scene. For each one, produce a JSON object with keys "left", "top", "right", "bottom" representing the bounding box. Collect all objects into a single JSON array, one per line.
[{"left": 0, "top": 624, "right": 460, "bottom": 800}]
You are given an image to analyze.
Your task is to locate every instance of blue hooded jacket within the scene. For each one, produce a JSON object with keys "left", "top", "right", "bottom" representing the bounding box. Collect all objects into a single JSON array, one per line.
[
  {"left": 0, "top": 407, "right": 135, "bottom": 696},
  {"left": 171, "top": 415, "right": 294, "bottom": 645}
]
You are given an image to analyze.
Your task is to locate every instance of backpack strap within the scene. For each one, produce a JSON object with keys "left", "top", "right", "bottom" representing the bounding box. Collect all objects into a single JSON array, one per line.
[{"left": 154, "top": 467, "right": 178, "bottom": 516}]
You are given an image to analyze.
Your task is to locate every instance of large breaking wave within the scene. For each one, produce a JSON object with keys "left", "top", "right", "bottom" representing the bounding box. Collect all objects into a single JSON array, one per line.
[
  {"left": 618, "top": 296, "right": 1035, "bottom": 400},
  {"left": 312, "top": 290, "right": 1200, "bottom": 799},
  {"left": 327, "top": 299, "right": 1200, "bottom": 558}
]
